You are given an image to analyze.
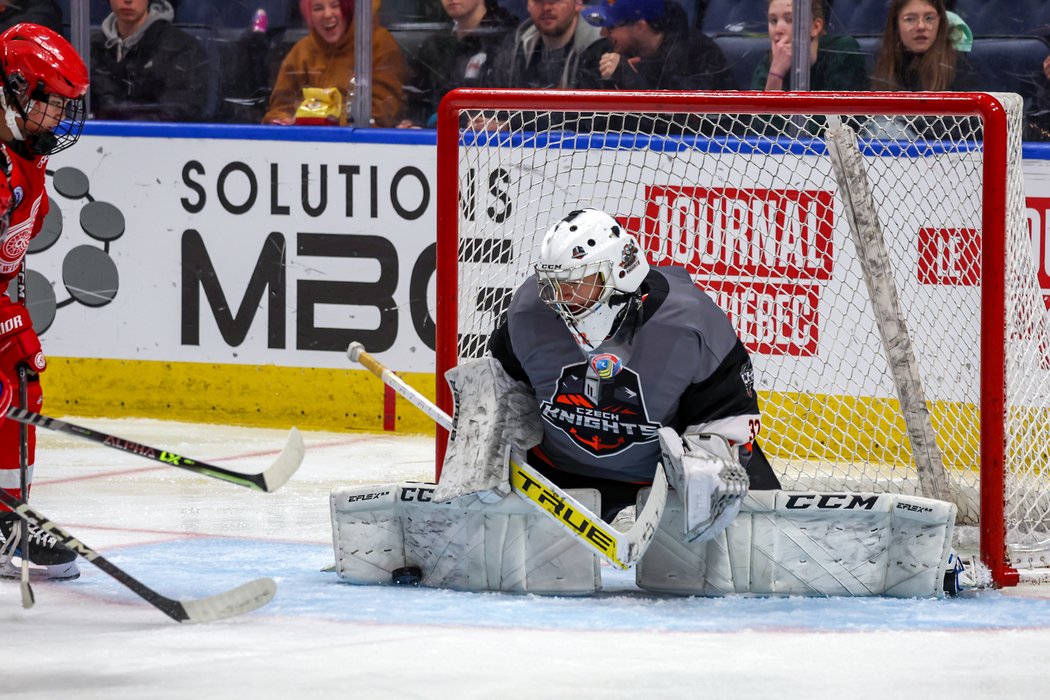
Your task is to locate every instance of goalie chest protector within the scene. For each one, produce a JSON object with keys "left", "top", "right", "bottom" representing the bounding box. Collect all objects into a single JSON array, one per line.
[{"left": 499, "top": 266, "right": 744, "bottom": 483}]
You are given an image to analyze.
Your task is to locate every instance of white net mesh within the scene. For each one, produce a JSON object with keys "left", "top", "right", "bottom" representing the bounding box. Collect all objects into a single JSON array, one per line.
[{"left": 440, "top": 91, "right": 1050, "bottom": 577}]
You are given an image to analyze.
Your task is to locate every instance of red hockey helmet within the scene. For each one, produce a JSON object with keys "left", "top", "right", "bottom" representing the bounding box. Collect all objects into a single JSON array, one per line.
[{"left": 0, "top": 23, "right": 89, "bottom": 155}]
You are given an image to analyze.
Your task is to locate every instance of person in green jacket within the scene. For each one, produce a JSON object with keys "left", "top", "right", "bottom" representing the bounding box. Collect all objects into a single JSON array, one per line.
[{"left": 751, "top": 0, "right": 869, "bottom": 92}]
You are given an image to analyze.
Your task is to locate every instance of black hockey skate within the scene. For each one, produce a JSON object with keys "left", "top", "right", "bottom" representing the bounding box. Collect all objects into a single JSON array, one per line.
[{"left": 0, "top": 513, "right": 80, "bottom": 580}]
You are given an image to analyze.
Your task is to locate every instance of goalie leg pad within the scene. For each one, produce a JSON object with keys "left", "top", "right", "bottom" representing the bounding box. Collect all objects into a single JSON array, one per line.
[
  {"left": 331, "top": 482, "right": 601, "bottom": 595},
  {"left": 636, "top": 490, "right": 957, "bottom": 598}
]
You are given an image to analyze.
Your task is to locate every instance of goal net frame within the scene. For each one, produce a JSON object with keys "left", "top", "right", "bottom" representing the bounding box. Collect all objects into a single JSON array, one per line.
[{"left": 434, "top": 89, "right": 1025, "bottom": 589}]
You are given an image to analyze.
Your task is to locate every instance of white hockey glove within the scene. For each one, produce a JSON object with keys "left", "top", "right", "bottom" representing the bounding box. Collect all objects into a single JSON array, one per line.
[
  {"left": 657, "top": 426, "right": 749, "bottom": 543},
  {"left": 434, "top": 357, "right": 544, "bottom": 504}
]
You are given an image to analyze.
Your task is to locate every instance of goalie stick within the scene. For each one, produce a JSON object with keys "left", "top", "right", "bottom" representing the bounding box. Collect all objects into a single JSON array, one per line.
[
  {"left": 4, "top": 408, "right": 306, "bottom": 493},
  {"left": 347, "top": 341, "right": 668, "bottom": 569},
  {"left": 825, "top": 117, "right": 951, "bottom": 502},
  {"left": 0, "top": 489, "right": 276, "bottom": 622}
]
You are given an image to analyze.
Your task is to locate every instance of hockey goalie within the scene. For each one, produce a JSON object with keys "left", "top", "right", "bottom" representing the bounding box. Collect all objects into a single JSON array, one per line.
[{"left": 332, "top": 208, "right": 961, "bottom": 598}]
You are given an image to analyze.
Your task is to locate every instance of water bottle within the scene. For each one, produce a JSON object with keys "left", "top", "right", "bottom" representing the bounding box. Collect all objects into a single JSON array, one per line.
[{"left": 250, "top": 8, "right": 268, "bottom": 33}]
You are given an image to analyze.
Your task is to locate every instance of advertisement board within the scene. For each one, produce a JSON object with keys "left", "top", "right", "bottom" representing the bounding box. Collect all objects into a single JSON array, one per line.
[{"left": 36, "top": 124, "right": 1050, "bottom": 432}]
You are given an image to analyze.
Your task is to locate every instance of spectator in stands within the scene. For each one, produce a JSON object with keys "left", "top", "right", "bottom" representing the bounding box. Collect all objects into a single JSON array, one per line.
[
  {"left": 753, "top": 0, "right": 868, "bottom": 91},
  {"left": 263, "top": 0, "right": 406, "bottom": 127},
  {"left": 0, "top": 1, "right": 62, "bottom": 34},
  {"left": 872, "top": 0, "right": 978, "bottom": 92},
  {"left": 486, "top": 0, "right": 605, "bottom": 89},
  {"left": 91, "top": 0, "right": 212, "bottom": 122},
  {"left": 868, "top": 0, "right": 980, "bottom": 140},
  {"left": 398, "top": 0, "right": 518, "bottom": 127},
  {"left": 577, "top": 0, "right": 733, "bottom": 91},
  {"left": 1027, "top": 54, "right": 1050, "bottom": 141}
]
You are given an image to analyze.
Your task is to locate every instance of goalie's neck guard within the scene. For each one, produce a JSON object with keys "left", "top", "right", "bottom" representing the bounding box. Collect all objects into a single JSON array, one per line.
[{"left": 560, "top": 288, "right": 639, "bottom": 353}]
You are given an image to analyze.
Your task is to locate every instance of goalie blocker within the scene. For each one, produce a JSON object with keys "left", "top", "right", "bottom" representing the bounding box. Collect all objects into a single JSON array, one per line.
[{"left": 331, "top": 481, "right": 958, "bottom": 597}]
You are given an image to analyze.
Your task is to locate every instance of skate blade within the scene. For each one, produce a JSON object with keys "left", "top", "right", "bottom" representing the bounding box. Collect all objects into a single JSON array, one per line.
[{"left": 0, "top": 559, "right": 80, "bottom": 581}]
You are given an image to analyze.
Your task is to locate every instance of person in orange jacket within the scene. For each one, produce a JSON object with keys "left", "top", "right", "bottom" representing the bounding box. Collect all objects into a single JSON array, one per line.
[{"left": 263, "top": 0, "right": 406, "bottom": 127}]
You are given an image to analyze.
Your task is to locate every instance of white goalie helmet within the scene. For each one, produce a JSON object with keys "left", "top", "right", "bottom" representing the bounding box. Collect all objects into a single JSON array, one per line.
[{"left": 535, "top": 208, "right": 649, "bottom": 351}]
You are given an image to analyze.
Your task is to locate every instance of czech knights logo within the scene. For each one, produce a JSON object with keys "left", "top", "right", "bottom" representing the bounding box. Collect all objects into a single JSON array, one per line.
[{"left": 539, "top": 355, "right": 661, "bottom": 457}]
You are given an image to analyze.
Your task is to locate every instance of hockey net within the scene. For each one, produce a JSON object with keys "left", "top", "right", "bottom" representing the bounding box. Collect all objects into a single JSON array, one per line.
[{"left": 434, "top": 89, "right": 1047, "bottom": 588}]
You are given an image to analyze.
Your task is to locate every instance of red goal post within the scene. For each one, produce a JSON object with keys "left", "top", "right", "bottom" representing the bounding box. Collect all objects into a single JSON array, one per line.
[{"left": 435, "top": 89, "right": 1037, "bottom": 589}]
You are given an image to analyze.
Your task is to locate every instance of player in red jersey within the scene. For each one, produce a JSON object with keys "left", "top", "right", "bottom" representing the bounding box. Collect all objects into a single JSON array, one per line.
[{"left": 0, "top": 23, "right": 88, "bottom": 580}]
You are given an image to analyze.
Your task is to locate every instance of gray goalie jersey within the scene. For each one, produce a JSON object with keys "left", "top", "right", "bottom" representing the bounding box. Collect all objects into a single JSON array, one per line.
[{"left": 489, "top": 265, "right": 776, "bottom": 485}]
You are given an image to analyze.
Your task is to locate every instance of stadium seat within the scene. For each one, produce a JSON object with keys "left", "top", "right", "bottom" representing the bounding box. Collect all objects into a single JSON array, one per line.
[
  {"left": 952, "top": 0, "right": 984, "bottom": 25},
  {"left": 826, "top": 0, "right": 887, "bottom": 37},
  {"left": 495, "top": 0, "right": 528, "bottom": 24},
  {"left": 971, "top": 0, "right": 1043, "bottom": 36},
  {"left": 855, "top": 35, "right": 879, "bottom": 75},
  {"left": 967, "top": 36, "right": 1050, "bottom": 108},
  {"left": 713, "top": 35, "right": 768, "bottom": 90},
  {"left": 702, "top": 0, "right": 766, "bottom": 35},
  {"left": 1032, "top": 3, "right": 1050, "bottom": 35},
  {"left": 176, "top": 24, "right": 224, "bottom": 121},
  {"left": 57, "top": 0, "right": 111, "bottom": 26},
  {"left": 666, "top": 0, "right": 698, "bottom": 30},
  {"left": 175, "top": 0, "right": 297, "bottom": 32}
]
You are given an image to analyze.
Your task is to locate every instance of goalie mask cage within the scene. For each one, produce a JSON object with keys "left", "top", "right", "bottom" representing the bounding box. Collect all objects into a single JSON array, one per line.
[{"left": 435, "top": 89, "right": 1046, "bottom": 589}]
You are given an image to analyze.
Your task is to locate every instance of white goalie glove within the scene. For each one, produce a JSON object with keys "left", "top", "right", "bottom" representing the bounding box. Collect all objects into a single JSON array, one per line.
[
  {"left": 433, "top": 357, "right": 544, "bottom": 504},
  {"left": 657, "top": 426, "right": 749, "bottom": 543}
]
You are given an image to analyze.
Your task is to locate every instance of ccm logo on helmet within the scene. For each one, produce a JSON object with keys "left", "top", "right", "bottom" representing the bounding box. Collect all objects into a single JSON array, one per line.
[{"left": 784, "top": 494, "right": 879, "bottom": 510}]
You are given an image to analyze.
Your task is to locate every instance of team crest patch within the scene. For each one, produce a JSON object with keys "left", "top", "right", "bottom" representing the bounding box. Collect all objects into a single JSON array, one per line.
[
  {"left": 740, "top": 361, "right": 755, "bottom": 398},
  {"left": 539, "top": 360, "right": 661, "bottom": 457},
  {"left": 620, "top": 240, "right": 640, "bottom": 273},
  {"left": 589, "top": 353, "right": 622, "bottom": 380},
  {"left": 2, "top": 228, "right": 30, "bottom": 260},
  {"left": 11, "top": 186, "right": 22, "bottom": 209}
]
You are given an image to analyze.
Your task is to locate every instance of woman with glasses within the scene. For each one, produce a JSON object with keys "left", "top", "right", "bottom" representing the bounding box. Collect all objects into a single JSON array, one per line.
[
  {"left": 869, "top": 0, "right": 979, "bottom": 140},
  {"left": 872, "top": 0, "right": 977, "bottom": 92}
]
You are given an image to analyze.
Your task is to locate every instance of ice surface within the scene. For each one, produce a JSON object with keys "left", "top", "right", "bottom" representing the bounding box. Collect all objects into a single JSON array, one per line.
[{"left": 4, "top": 418, "right": 1050, "bottom": 699}]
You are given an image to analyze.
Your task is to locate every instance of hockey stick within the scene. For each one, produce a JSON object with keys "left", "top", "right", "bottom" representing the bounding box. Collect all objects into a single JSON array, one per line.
[
  {"left": 0, "top": 489, "right": 276, "bottom": 622},
  {"left": 4, "top": 408, "right": 306, "bottom": 493},
  {"left": 15, "top": 364, "right": 31, "bottom": 607},
  {"left": 16, "top": 260, "right": 32, "bottom": 607},
  {"left": 347, "top": 341, "right": 667, "bottom": 569}
]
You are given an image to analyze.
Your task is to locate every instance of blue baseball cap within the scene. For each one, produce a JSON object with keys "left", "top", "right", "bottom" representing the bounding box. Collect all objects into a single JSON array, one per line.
[{"left": 581, "top": 0, "right": 666, "bottom": 28}]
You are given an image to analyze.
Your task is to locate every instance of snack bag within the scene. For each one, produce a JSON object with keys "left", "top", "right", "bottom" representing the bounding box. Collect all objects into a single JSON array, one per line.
[{"left": 294, "top": 87, "right": 342, "bottom": 125}]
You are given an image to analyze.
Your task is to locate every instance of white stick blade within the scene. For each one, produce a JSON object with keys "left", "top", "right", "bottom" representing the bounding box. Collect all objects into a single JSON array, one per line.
[
  {"left": 20, "top": 576, "right": 34, "bottom": 609},
  {"left": 180, "top": 577, "right": 277, "bottom": 623},
  {"left": 261, "top": 428, "right": 306, "bottom": 492},
  {"left": 623, "top": 465, "right": 667, "bottom": 563}
]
